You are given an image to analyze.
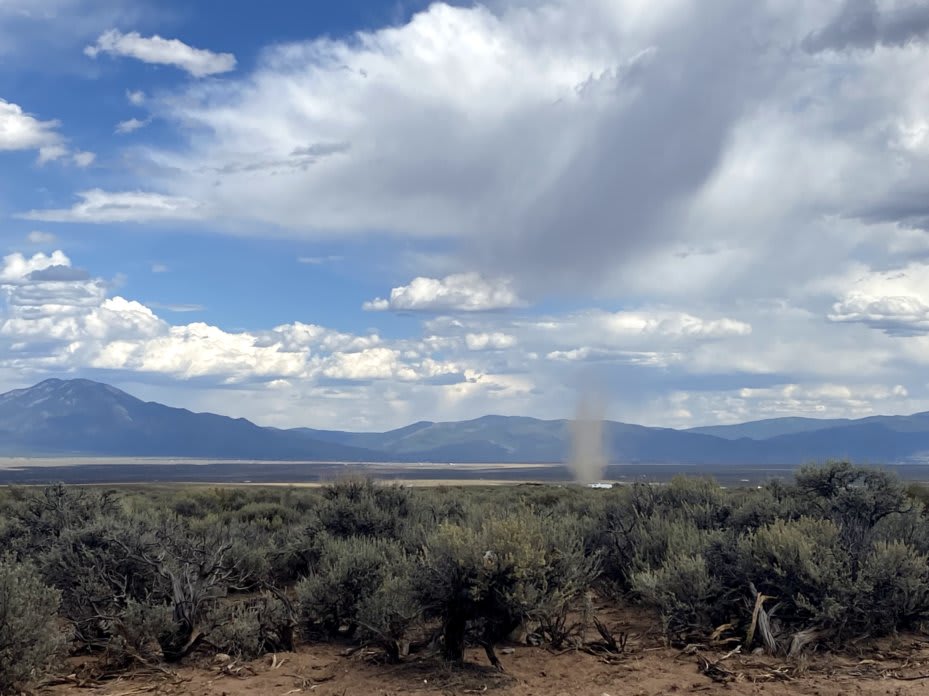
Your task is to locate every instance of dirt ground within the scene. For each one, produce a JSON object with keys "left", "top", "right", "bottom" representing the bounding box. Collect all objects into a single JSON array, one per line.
[{"left": 43, "top": 605, "right": 929, "bottom": 696}]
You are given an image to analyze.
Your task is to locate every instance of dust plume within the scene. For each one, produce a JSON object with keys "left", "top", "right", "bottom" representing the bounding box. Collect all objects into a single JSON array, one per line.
[{"left": 568, "top": 388, "right": 607, "bottom": 484}]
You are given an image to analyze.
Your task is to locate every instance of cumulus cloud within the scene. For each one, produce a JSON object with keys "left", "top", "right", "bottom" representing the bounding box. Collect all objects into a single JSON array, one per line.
[
  {"left": 19, "top": 189, "right": 204, "bottom": 223},
  {"left": 0, "top": 98, "right": 60, "bottom": 151},
  {"left": 126, "top": 89, "right": 145, "bottom": 105},
  {"left": 0, "top": 251, "right": 72, "bottom": 282},
  {"left": 85, "top": 29, "right": 236, "bottom": 77},
  {"left": 717, "top": 383, "right": 910, "bottom": 422},
  {"left": 828, "top": 264, "right": 929, "bottom": 335},
  {"left": 0, "top": 250, "right": 471, "bottom": 392},
  {"left": 364, "top": 273, "right": 524, "bottom": 312},
  {"left": 465, "top": 332, "right": 517, "bottom": 350},
  {"left": 2, "top": 247, "right": 926, "bottom": 430},
  {"left": 638, "top": 381, "right": 915, "bottom": 429},
  {"left": 320, "top": 347, "right": 461, "bottom": 383},
  {"left": 830, "top": 294, "right": 929, "bottom": 335},
  {"left": 1, "top": 98, "right": 92, "bottom": 166}
]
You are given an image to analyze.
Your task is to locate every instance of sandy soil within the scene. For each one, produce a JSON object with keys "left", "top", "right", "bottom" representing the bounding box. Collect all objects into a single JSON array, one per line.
[{"left": 44, "top": 608, "right": 929, "bottom": 696}]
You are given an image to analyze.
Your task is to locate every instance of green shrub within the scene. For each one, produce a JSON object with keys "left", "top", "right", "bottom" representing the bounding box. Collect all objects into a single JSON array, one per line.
[
  {"left": 728, "top": 485, "right": 798, "bottom": 530},
  {"left": 855, "top": 541, "right": 929, "bottom": 632},
  {"left": 267, "top": 523, "right": 325, "bottom": 583},
  {"left": 416, "top": 511, "right": 597, "bottom": 667},
  {"left": 296, "top": 536, "right": 404, "bottom": 637},
  {"left": 0, "top": 556, "right": 67, "bottom": 692},
  {"left": 315, "top": 478, "right": 419, "bottom": 541},
  {"left": 207, "top": 593, "right": 295, "bottom": 659},
  {"left": 658, "top": 476, "right": 729, "bottom": 529},
  {"left": 356, "top": 571, "right": 420, "bottom": 661},
  {"left": 740, "top": 517, "right": 850, "bottom": 631},
  {"left": 228, "top": 502, "right": 302, "bottom": 529},
  {"left": 795, "top": 462, "right": 910, "bottom": 551},
  {"left": 872, "top": 505, "right": 929, "bottom": 555},
  {"left": 41, "top": 518, "right": 161, "bottom": 649},
  {"left": 632, "top": 553, "right": 719, "bottom": 638},
  {"left": 5, "top": 468, "right": 929, "bottom": 671},
  {"left": 905, "top": 482, "right": 929, "bottom": 512},
  {"left": 104, "top": 599, "right": 175, "bottom": 666}
]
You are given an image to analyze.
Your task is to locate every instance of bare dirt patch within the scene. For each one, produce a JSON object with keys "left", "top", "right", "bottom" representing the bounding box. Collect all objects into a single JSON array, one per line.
[{"left": 44, "top": 606, "right": 929, "bottom": 696}]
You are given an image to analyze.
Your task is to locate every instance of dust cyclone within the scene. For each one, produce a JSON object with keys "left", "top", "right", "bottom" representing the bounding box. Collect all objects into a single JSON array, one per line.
[{"left": 568, "top": 388, "right": 608, "bottom": 484}]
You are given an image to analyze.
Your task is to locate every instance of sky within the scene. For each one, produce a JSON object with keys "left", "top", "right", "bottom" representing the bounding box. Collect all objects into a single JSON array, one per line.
[{"left": 2, "top": 0, "right": 929, "bottom": 431}]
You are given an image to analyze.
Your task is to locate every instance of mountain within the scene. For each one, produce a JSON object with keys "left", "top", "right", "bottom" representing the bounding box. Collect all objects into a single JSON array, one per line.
[
  {"left": 687, "top": 412, "right": 929, "bottom": 441},
  {"left": 1, "top": 378, "right": 929, "bottom": 465},
  {"left": 294, "top": 415, "right": 570, "bottom": 462},
  {"left": 0, "top": 378, "right": 379, "bottom": 460},
  {"left": 687, "top": 416, "right": 854, "bottom": 440},
  {"left": 295, "top": 412, "right": 929, "bottom": 465}
]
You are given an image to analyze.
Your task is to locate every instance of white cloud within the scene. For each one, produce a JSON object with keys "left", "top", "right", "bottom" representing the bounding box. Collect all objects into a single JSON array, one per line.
[
  {"left": 0, "top": 250, "right": 72, "bottom": 282},
  {"left": 150, "top": 263, "right": 168, "bottom": 273},
  {"left": 545, "top": 347, "right": 677, "bottom": 367},
  {"left": 123, "top": 0, "right": 694, "bottom": 259},
  {"left": 115, "top": 117, "right": 148, "bottom": 134},
  {"left": 85, "top": 29, "right": 236, "bottom": 77},
  {"left": 36, "top": 143, "right": 67, "bottom": 163},
  {"left": 465, "top": 332, "right": 517, "bottom": 350},
  {"left": 1, "top": 98, "right": 92, "bottom": 166},
  {"left": 0, "top": 251, "right": 469, "bottom": 393},
  {"left": 19, "top": 189, "right": 204, "bottom": 223},
  {"left": 126, "top": 89, "right": 145, "bottom": 106},
  {"left": 25, "top": 231, "right": 56, "bottom": 245},
  {"left": 92, "top": 323, "right": 306, "bottom": 381},
  {"left": 48, "top": 0, "right": 906, "bottom": 319},
  {"left": 522, "top": 310, "right": 751, "bottom": 355},
  {"left": 71, "top": 150, "right": 95, "bottom": 167},
  {"left": 3, "top": 247, "right": 929, "bottom": 430},
  {"left": 5, "top": 2, "right": 929, "bottom": 429},
  {"left": 670, "top": 383, "right": 914, "bottom": 427},
  {"left": 320, "top": 347, "right": 459, "bottom": 382},
  {"left": 0, "top": 98, "right": 60, "bottom": 151},
  {"left": 364, "top": 273, "right": 524, "bottom": 312},
  {"left": 828, "top": 263, "right": 929, "bottom": 335}
]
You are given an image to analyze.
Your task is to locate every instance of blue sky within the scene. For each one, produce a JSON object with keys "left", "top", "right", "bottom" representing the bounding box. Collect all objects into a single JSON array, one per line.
[{"left": 2, "top": 0, "right": 929, "bottom": 430}]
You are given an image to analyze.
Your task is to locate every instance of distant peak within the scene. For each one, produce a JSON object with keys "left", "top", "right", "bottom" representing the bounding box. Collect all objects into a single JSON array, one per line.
[
  {"left": 33, "top": 377, "right": 102, "bottom": 390},
  {"left": 14, "top": 377, "right": 134, "bottom": 401}
]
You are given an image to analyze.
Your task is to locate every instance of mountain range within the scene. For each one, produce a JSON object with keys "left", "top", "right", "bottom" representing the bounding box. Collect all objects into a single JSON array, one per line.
[{"left": 1, "top": 378, "right": 928, "bottom": 466}]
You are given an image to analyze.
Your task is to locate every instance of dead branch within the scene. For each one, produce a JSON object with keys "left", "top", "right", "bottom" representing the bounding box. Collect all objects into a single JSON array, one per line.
[
  {"left": 697, "top": 655, "right": 738, "bottom": 683},
  {"left": 747, "top": 583, "right": 779, "bottom": 655}
]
